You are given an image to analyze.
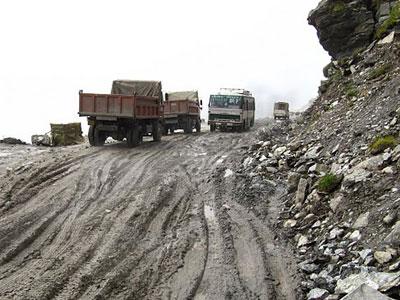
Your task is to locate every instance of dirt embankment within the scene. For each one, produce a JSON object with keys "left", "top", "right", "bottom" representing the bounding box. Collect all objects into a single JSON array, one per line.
[{"left": 0, "top": 125, "right": 301, "bottom": 300}]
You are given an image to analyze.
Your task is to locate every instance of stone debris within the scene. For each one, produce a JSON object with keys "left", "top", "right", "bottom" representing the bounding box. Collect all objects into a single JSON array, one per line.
[{"left": 340, "top": 283, "right": 393, "bottom": 300}]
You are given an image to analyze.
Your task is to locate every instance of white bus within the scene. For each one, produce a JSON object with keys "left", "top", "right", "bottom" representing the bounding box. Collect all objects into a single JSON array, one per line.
[{"left": 208, "top": 88, "right": 255, "bottom": 132}]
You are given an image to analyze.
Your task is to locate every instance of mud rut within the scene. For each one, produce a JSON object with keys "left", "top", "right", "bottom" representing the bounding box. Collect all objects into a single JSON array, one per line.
[{"left": 0, "top": 129, "right": 299, "bottom": 300}]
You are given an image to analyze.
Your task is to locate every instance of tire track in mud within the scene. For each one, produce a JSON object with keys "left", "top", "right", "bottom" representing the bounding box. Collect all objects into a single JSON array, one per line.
[{"left": 0, "top": 129, "right": 300, "bottom": 300}]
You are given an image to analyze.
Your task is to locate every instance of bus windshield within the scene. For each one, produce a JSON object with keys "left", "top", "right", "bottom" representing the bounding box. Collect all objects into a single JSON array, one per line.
[{"left": 209, "top": 95, "right": 243, "bottom": 109}]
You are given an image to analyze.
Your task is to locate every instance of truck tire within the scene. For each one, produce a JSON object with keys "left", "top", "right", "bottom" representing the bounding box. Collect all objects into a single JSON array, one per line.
[
  {"left": 88, "top": 125, "right": 95, "bottom": 146},
  {"left": 127, "top": 127, "right": 140, "bottom": 148},
  {"left": 195, "top": 119, "right": 201, "bottom": 133},
  {"left": 184, "top": 119, "right": 193, "bottom": 134},
  {"left": 210, "top": 124, "right": 216, "bottom": 132},
  {"left": 152, "top": 121, "right": 162, "bottom": 142},
  {"left": 163, "top": 125, "right": 169, "bottom": 136},
  {"left": 94, "top": 128, "right": 106, "bottom": 146}
]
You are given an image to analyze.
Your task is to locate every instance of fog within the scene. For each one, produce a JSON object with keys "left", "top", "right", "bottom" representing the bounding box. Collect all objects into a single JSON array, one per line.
[{"left": 0, "top": 0, "right": 329, "bottom": 142}]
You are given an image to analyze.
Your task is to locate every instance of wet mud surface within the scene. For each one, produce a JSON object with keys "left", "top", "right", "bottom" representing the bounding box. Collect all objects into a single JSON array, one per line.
[{"left": 0, "top": 127, "right": 300, "bottom": 299}]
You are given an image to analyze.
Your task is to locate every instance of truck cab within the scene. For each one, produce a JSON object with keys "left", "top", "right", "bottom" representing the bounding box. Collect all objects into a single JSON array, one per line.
[{"left": 273, "top": 102, "right": 289, "bottom": 120}]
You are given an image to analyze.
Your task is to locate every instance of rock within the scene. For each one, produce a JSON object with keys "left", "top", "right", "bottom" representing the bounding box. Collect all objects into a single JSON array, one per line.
[
  {"left": 309, "top": 163, "right": 329, "bottom": 175},
  {"left": 224, "top": 169, "right": 234, "bottom": 178},
  {"left": 283, "top": 219, "right": 297, "bottom": 228},
  {"left": 0, "top": 137, "right": 26, "bottom": 145},
  {"left": 299, "top": 261, "right": 319, "bottom": 274},
  {"left": 378, "top": 31, "right": 395, "bottom": 45},
  {"left": 312, "top": 220, "right": 322, "bottom": 229},
  {"left": 336, "top": 270, "right": 400, "bottom": 294},
  {"left": 274, "top": 146, "right": 287, "bottom": 157},
  {"left": 356, "top": 155, "right": 387, "bottom": 171},
  {"left": 359, "top": 249, "right": 373, "bottom": 260},
  {"left": 288, "top": 172, "right": 301, "bottom": 193},
  {"left": 308, "top": 0, "right": 375, "bottom": 59},
  {"left": 330, "top": 194, "right": 344, "bottom": 212},
  {"left": 307, "top": 288, "right": 329, "bottom": 300},
  {"left": 393, "top": 145, "right": 400, "bottom": 161},
  {"left": 384, "top": 221, "right": 400, "bottom": 247},
  {"left": 329, "top": 228, "right": 345, "bottom": 240},
  {"left": 304, "top": 145, "right": 322, "bottom": 159},
  {"left": 31, "top": 134, "right": 52, "bottom": 146},
  {"left": 295, "top": 178, "right": 309, "bottom": 204},
  {"left": 374, "top": 251, "right": 394, "bottom": 265},
  {"left": 389, "top": 260, "right": 400, "bottom": 272},
  {"left": 340, "top": 283, "right": 393, "bottom": 300},
  {"left": 383, "top": 212, "right": 397, "bottom": 226},
  {"left": 298, "top": 235, "right": 310, "bottom": 248},
  {"left": 353, "top": 212, "right": 370, "bottom": 229},
  {"left": 266, "top": 167, "right": 278, "bottom": 173},
  {"left": 349, "top": 230, "right": 361, "bottom": 241},
  {"left": 382, "top": 166, "right": 395, "bottom": 174},
  {"left": 342, "top": 168, "right": 371, "bottom": 189}
]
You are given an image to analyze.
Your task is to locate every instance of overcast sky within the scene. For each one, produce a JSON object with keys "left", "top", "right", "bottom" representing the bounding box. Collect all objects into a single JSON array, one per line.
[{"left": 0, "top": 0, "right": 329, "bottom": 142}]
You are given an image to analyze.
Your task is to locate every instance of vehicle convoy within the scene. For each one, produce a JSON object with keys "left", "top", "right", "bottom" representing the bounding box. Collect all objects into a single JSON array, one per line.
[
  {"left": 208, "top": 88, "right": 255, "bottom": 132},
  {"left": 273, "top": 101, "right": 290, "bottom": 120},
  {"left": 78, "top": 80, "right": 163, "bottom": 147},
  {"left": 163, "top": 91, "right": 202, "bottom": 134}
]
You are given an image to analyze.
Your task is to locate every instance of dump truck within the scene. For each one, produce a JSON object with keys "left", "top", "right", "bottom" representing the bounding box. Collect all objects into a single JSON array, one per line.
[
  {"left": 78, "top": 80, "right": 163, "bottom": 147},
  {"left": 273, "top": 102, "right": 290, "bottom": 120},
  {"left": 208, "top": 88, "right": 255, "bottom": 132},
  {"left": 163, "top": 91, "right": 202, "bottom": 134}
]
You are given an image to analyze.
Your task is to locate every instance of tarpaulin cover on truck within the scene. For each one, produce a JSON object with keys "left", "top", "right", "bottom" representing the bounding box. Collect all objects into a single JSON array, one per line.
[
  {"left": 111, "top": 80, "right": 163, "bottom": 102},
  {"left": 50, "top": 123, "right": 84, "bottom": 146},
  {"left": 167, "top": 91, "right": 199, "bottom": 101}
]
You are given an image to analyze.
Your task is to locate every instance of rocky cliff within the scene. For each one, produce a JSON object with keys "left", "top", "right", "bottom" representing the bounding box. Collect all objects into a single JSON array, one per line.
[
  {"left": 239, "top": 1, "right": 400, "bottom": 299},
  {"left": 308, "top": 0, "right": 400, "bottom": 59}
]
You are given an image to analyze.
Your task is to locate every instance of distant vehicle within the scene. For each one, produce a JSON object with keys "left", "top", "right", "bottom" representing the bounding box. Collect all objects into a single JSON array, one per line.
[
  {"left": 208, "top": 88, "right": 255, "bottom": 132},
  {"left": 273, "top": 102, "right": 290, "bottom": 120},
  {"left": 78, "top": 80, "right": 163, "bottom": 147},
  {"left": 163, "top": 91, "right": 202, "bottom": 134}
]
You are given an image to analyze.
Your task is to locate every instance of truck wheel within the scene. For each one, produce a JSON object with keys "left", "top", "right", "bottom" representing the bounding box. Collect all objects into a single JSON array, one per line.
[
  {"left": 127, "top": 128, "right": 140, "bottom": 148},
  {"left": 210, "top": 124, "right": 216, "bottom": 132},
  {"left": 163, "top": 125, "right": 169, "bottom": 136},
  {"left": 184, "top": 120, "right": 193, "bottom": 134},
  {"left": 94, "top": 128, "right": 106, "bottom": 146},
  {"left": 152, "top": 121, "right": 162, "bottom": 142},
  {"left": 88, "top": 125, "right": 95, "bottom": 146},
  {"left": 195, "top": 120, "right": 201, "bottom": 133}
]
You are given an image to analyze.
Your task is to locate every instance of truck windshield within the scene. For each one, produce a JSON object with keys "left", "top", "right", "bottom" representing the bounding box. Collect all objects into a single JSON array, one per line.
[{"left": 210, "top": 95, "right": 243, "bottom": 108}]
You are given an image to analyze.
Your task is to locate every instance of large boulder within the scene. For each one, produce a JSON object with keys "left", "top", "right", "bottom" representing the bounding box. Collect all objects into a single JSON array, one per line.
[{"left": 308, "top": 0, "right": 375, "bottom": 59}]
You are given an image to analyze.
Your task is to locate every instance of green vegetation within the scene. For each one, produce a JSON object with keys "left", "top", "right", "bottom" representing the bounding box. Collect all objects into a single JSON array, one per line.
[
  {"left": 376, "top": 3, "right": 400, "bottom": 39},
  {"left": 331, "top": 1, "right": 346, "bottom": 13},
  {"left": 367, "top": 63, "right": 392, "bottom": 80},
  {"left": 344, "top": 83, "right": 358, "bottom": 98},
  {"left": 369, "top": 135, "right": 398, "bottom": 154},
  {"left": 331, "top": 70, "right": 342, "bottom": 82},
  {"left": 317, "top": 174, "right": 342, "bottom": 193}
]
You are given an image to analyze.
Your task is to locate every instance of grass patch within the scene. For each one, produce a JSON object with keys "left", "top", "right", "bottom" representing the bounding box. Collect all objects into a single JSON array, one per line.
[
  {"left": 345, "top": 83, "right": 358, "bottom": 98},
  {"left": 317, "top": 174, "right": 342, "bottom": 193},
  {"left": 376, "top": 3, "right": 400, "bottom": 39},
  {"left": 331, "top": 1, "right": 346, "bottom": 13},
  {"left": 367, "top": 64, "right": 392, "bottom": 80},
  {"left": 370, "top": 135, "right": 398, "bottom": 154}
]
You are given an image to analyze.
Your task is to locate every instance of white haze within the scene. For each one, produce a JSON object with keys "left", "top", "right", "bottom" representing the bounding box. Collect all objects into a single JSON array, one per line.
[{"left": 0, "top": 0, "right": 330, "bottom": 142}]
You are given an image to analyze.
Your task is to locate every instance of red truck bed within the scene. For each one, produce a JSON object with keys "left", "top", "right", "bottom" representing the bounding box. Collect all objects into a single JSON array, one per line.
[
  {"left": 79, "top": 92, "right": 160, "bottom": 119},
  {"left": 163, "top": 100, "right": 200, "bottom": 117}
]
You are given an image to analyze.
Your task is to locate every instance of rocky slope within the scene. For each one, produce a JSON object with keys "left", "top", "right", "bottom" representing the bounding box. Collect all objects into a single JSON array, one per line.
[{"left": 239, "top": 2, "right": 400, "bottom": 299}]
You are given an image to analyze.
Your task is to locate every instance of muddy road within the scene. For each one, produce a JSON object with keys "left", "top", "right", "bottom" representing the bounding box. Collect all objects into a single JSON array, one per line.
[{"left": 0, "top": 126, "right": 300, "bottom": 300}]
